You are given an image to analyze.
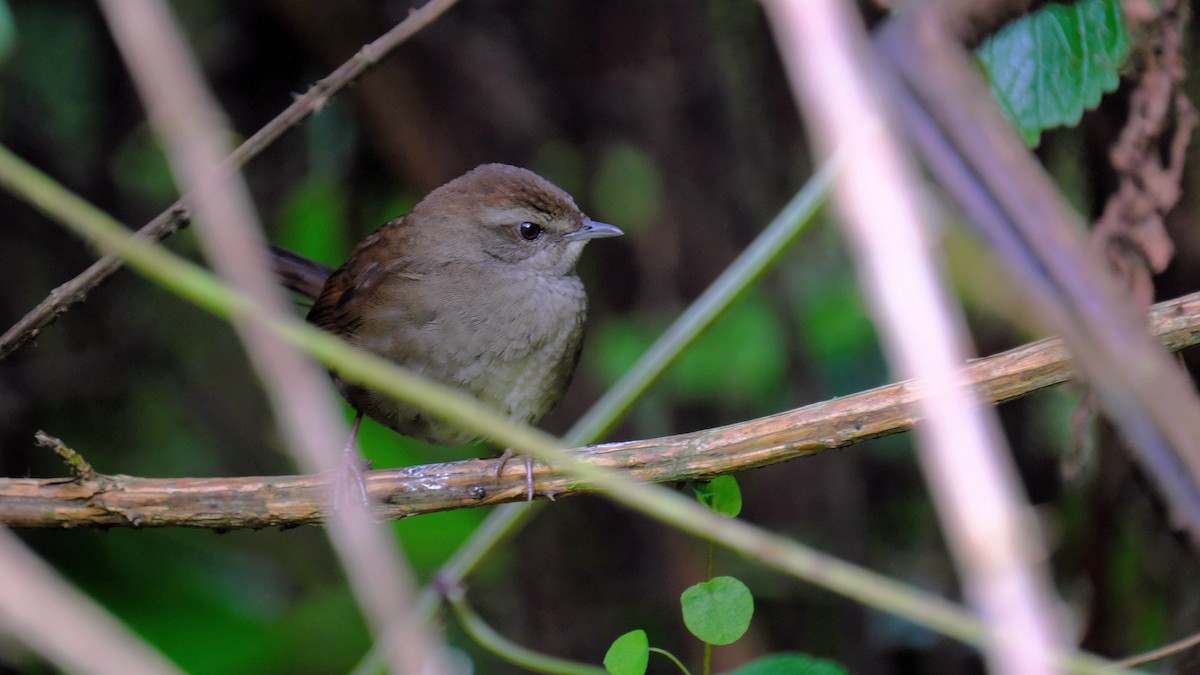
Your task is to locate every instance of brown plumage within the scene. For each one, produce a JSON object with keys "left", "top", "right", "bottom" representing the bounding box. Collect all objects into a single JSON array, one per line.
[{"left": 273, "top": 164, "right": 622, "bottom": 445}]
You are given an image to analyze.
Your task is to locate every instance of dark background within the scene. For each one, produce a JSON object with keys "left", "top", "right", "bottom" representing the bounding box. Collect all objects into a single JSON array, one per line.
[{"left": 2, "top": 1, "right": 1199, "bottom": 673}]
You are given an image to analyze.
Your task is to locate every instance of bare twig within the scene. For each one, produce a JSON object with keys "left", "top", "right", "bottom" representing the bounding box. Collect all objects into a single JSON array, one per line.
[
  {"left": 97, "top": 2, "right": 454, "bottom": 673},
  {"left": 764, "top": 1, "right": 1063, "bottom": 673},
  {"left": 7, "top": 288, "right": 1200, "bottom": 529},
  {"left": 33, "top": 431, "right": 97, "bottom": 481},
  {"left": 0, "top": 206, "right": 190, "bottom": 360},
  {"left": 1113, "top": 627, "right": 1200, "bottom": 668},
  {"left": 0, "top": 0, "right": 461, "bottom": 362}
]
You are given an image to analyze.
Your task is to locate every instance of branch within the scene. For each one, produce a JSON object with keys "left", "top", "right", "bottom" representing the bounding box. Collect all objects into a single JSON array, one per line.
[
  {"left": 0, "top": 0, "right": 461, "bottom": 362},
  {"left": 7, "top": 290, "right": 1200, "bottom": 530}
]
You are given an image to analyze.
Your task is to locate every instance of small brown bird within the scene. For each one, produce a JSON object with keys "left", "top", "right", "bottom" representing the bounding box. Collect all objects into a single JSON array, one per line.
[{"left": 272, "top": 164, "right": 622, "bottom": 494}]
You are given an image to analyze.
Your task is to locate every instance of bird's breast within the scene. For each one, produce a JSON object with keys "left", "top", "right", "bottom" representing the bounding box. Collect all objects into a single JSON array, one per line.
[{"left": 346, "top": 268, "right": 588, "bottom": 444}]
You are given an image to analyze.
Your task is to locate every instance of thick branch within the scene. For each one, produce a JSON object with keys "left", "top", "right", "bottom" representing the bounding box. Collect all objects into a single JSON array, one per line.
[{"left": 6, "top": 290, "right": 1200, "bottom": 530}]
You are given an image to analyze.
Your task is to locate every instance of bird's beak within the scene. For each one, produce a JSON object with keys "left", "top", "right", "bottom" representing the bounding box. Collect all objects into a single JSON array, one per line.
[{"left": 565, "top": 219, "right": 624, "bottom": 241}]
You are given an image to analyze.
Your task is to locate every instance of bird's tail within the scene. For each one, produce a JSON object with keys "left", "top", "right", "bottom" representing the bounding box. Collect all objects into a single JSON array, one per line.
[{"left": 270, "top": 246, "right": 332, "bottom": 301}]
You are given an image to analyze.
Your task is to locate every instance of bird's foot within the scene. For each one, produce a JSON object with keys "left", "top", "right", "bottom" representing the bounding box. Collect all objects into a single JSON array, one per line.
[
  {"left": 495, "top": 448, "right": 536, "bottom": 503},
  {"left": 331, "top": 413, "right": 373, "bottom": 513}
]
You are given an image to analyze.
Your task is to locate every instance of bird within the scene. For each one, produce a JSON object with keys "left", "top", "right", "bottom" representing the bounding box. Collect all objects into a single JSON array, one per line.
[{"left": 272, "top": 163, "right": 623, "bottom": 500}]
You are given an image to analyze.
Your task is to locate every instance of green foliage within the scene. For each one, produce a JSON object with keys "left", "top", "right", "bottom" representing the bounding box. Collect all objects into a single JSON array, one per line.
[
  {"left": 112, "top": 126, "right": 177, "bottom": 203},
  {"left": 604, "top": 629, "right": 650, "bottom": 675},
  {"left": 9, "top": 3, "right": 106, "bottom": 172},
  {"left": 673, "top": 293, "right": 786, "bottom": 406},
  {"left": 694, "top": 475, "right": 743, "bottom": 518},
  {"left": 591, "top": 142, "right": 662, "bottom": 236},
  {"left": 391, "top": 508, "right": 491, "bottom": 580},
  {"left": 680, "top": 576, "right": 754, "bottom": 645},
  {"left": 532, "top": 138, "right": 586, "bottom": 198},
  {"left": 0, "top": 1, "right": 16, "bottom": 64},
  {"left": 592, "top": 291, "right": 787, "bottom": 411},
  {"left": 730, "top": 653, "right": 848, "bottom": 675},
  {"left": 591, "top": 315, "right": 653, "bottom": 386},
  {"left": 277, "top": 178, "right": 349, "bottom": 266},
  {"left": 977, "top": 0, "right": 1130, "bottom": 146}
]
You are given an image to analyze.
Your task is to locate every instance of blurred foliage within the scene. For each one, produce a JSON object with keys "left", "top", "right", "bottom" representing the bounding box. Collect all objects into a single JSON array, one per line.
[
  {"left": 0, "top": 2, "right": 13, "bottom": 64},
  {"left": 1, "top": 0, "right": 1199, "bottom": 674},
  {"left": 591, "top": 142, "right": 662, "bottom": 237},
  {"left": 593, "top": 289, "right": 789, "bottom": 412}
]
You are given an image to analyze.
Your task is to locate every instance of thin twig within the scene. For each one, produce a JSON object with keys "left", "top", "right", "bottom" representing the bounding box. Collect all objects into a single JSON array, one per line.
[
  {"left": 97, "top": 2, "right": 456, "bottom": 673},
  {"left": 33, "top": 430, "right": 97, "bottom": 481},
  {"left": 0, "top": 0, "right": 461, "bottom": 362},
  {"left": 444, "top": 589, "right": 607, "bottom": 675},
  {"left": 0, "top": 206, "right": 190, "bottom": 360},
  {"left": 1113, "top": 628, "right": 1200, "bottom": 668}
]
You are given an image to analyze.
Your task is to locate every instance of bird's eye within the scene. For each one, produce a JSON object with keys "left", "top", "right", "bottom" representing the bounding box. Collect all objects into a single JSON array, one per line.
[{"left": 518, "top": 222, "right": 543, "bottom": 241}]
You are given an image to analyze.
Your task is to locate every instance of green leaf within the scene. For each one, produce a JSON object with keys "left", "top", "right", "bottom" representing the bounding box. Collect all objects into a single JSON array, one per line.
[
  {"left": 694, "top": 475, "right": 743, "bottom": 518},
  {"left": 977, "top": 0, "right": 1130, "bottom": 146},
  {"left": 680, "top": 576, "right": 754, "bottom": 645},
  {"left": 730, "top": 653, "right": 849, "bottom": 675},
  {"left": 604, "top": 629, "right": 649, "bottom": 675}
]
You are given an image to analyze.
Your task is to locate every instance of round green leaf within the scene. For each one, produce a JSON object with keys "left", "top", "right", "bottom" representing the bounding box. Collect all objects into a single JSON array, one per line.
[
  {"left": 693, "top": 475, "right": 743, "bottom": 518},
  {"left": 604, "top": 629, "right": 649, "bottom": 675},
  {"left": 680, "top": 576, "right": 753, "bottom": 645},
  {"left": 731, "top": 653, "right": 848, "bottom": 675}
]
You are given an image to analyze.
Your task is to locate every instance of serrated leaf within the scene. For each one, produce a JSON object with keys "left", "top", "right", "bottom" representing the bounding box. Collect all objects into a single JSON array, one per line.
[
  {"left": 681, "top": 576, "right": 754, "bottom": 645},
  {"left": 694, "top": 475, "right": 743, "bottom": 518},
  {"left": 730, "top": 653, "right": 849, "bottom": 675},
  {"left": 977, "top": 0, "right": 1130, "bottom": 146},
  {"left": 604, "top": 629, "right": 649, "bottom": 675}
]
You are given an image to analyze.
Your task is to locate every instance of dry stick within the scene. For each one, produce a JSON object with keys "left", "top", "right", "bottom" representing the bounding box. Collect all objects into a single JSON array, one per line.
[
  {"left": 0, "top": 0, "right": 461, "bottom": 362},
  {"left": 764, "top": 2, "right": 1063, "bottom": 674},
  {"left": 7, "top": 289, "right": 1200, "bottom": 529},
  {"left": 96, "top": 2, "right": 455, "bottom": 674}
]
